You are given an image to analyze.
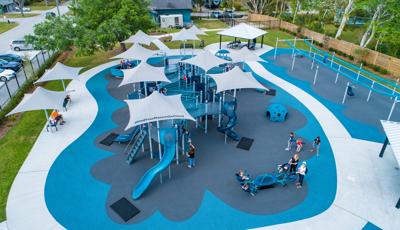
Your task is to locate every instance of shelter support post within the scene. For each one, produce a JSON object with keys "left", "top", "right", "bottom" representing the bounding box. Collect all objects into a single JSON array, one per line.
[
  {"left": 261, "top": 35, "right": 264, "bottom": 48},
  {"left": 311, "top": 53, "right": 315, "bottom": 69},
  {"left": 157, "top": 121, "right": 163, "bottom": 184},
  {"left": 148, "top": 123, "right": 153, "bottom": 159},
  {"left": 367, "top": 81, "right": 375, "bottom": 102},
  {"left": 356, "top": 63, "right": 363, "bottom": 81},
  {"left": 61, "top": 80, "right": 65, "bottom": 91},
  {"left": 331, "top": 52, "right": 335, "bottom": 67},
  {"left": 313, "top": 66, "right": 319, "bottom": 85},
  {"left": 218, "top": 93, "right": 223, "bottom": 127},
  {"left": 391, "top": 79, "right": 399, "bottom": 99},
  {"left": 219, "top": 35, "right": 222, "bottom": 49},
  {"left": 342, "top": 82, "right": 350, "bottom": 104},
  {"left": 205, "top": 100, "right": 208, "bottom": 134},
  {"left": 44, "top": 110, "right": 49, "bottom": 120},
  {"left": 387, "top": 97, "right": 399, "bottom": 120},
  {"left": 175, "top": 124, "right": 179, "bottom": 165},
  {"left": 274, "top": 37, "right": 278, "bottom": 60},
  {"left": 309, "top": 37, "right": 314, "bottom": 55},
  {"left": 144, "top": 82, "right": 148, "bottom": 96},
  {"left": 335, "top": 66, "right": 342, "bottom": 84},
  {"left": 292, "top": 37, "right": 297, "bottom": 58},
  {"left": 379, "top": 137, "right": 389, "bottom": 158},
  {"left": 291, "top": 54, "right": 296, "bottom": 71}
]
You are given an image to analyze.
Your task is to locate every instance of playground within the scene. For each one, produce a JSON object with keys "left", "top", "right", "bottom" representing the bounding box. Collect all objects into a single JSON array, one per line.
[{"left": 5, "top": 25, "right": 400, "bottom": 229}]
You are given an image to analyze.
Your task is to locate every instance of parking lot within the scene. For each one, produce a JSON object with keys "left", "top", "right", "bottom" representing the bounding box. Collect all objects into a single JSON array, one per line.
[{"left": 0, "top": 50, "right": 54, "bottom": 110}]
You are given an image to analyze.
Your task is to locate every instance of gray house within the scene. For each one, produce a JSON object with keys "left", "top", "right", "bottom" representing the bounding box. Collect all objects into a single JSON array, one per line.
[
  {"left": 0, "top": 0, "right": 16, "bottom": 13},
  {"left": 151, "top": 0, "right": 193, "bottom": 26}
]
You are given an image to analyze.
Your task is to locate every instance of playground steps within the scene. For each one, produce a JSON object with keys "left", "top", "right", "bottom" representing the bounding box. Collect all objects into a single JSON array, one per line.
[{"left": 126, "top": 130, "right": 148, "bottom": 165}]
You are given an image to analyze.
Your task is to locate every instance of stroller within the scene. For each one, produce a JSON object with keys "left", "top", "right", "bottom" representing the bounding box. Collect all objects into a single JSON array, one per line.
[{"left": 274, "top": 163, "right": 298, "bottom": 183}]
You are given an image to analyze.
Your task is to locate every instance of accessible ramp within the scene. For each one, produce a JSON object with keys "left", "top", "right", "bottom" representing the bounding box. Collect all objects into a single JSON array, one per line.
[{"left": 132, "top": 128, "right": 177, "bottom": 199}]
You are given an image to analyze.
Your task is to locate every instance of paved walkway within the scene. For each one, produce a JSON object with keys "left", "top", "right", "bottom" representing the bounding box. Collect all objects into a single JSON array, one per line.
[
  {"left": 247, "top": 61, "right": 400, "bottom": 230},
  {"left": 5, "top": 60, "right": 119, "bottom": 230}
]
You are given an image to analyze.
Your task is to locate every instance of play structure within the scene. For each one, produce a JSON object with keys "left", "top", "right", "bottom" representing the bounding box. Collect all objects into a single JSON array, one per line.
[
  {"left": 110, "top": 60, "right": 138, "bottom": 78},
  {"left": 236, "top": 164, "right": 298, "bottom": 196},
  {"left": 266, "top": 103, "right": 288, "bottom": 122}
]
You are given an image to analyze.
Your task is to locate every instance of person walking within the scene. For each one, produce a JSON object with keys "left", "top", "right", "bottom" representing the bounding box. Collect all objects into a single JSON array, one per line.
[
  {"left": 288, "top": 154, "right": 299, "bottom": 173},
  {"left": 187, "top": 141, "right": 196, "bottom": 168},
  {"left": 296, "top": 161, "right": 308, "bottom": 189},
  {"left": 285, "top": 132, "right": 296, "bottom": 151},
  {"left": 311, "top": 136, "right": 321, "bottom": 156}
]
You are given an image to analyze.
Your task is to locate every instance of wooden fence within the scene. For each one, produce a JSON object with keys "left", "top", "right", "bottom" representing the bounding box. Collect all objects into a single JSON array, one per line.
[{"left": 247, "top": 14, "right": 400, "bottom": 76}]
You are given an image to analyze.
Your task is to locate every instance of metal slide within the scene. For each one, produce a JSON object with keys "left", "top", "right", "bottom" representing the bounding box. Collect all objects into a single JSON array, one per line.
[{"left": 132, "top": 128, "right": 176, "bottom": 200}]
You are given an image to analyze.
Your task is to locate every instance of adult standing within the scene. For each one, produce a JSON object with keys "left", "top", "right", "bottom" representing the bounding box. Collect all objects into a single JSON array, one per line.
[
  {"left": 187, "top": 141, "right": 196, "bottom": 168},
  {"left": 288, "top": 154, "right": 299, "bottom": 173},
  {"left": 296, "top": 161, "right": 308, "bottom": 189}
]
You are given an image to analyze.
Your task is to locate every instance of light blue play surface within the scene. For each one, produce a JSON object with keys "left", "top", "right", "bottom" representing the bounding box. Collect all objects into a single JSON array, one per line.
[{"left": 45, "top": 53, "right": 339, "bottom": 229}]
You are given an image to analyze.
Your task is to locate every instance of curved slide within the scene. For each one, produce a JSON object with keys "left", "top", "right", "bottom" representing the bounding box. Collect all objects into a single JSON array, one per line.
[
  {"left": 133, "top": 128, "right": 176, "bottom": 200},
  {"left": 217, "top": 114, "right": 240, "bottom": 141}
]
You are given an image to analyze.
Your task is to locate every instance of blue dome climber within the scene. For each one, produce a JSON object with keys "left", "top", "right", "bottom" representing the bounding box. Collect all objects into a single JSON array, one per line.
[{"left": 266, "top": 103, "right": 288, "bottom": 122}]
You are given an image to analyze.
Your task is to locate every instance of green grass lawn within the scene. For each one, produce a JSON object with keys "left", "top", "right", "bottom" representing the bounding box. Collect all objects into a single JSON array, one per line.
[
  {"left": 193, "top": 19, "right": 228, "bottom": 29},
  {"left": 29, "top": 0, "right": 59, "bottom": 11},
  {"left": 0, "top": 22, "right": 18, "bottom": 34},
  {"left": 4, "top": 13, "right": 40, "bottom": 18}
]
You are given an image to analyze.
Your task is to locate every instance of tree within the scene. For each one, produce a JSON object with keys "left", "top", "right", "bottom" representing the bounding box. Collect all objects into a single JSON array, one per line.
[
  {"left": 71, "top": 0, "right": 154, "bottom": 55},
  {"left": 13, "top": 0, "right": 25, "bottom": 16},
  {"left": 358, "top": 0, "right": 400, "bottom": 48},
  {"left": 193, "top": 0, "right": 204, "bottom": 12},
  {"left": 335, "top": 0, "right": 355, "bottom": 38},
  {"left": 247, "top": 0, "right": 270, "bottom": 14},
  {"left": 25, "top": 16, "right": 77, "bottom": 51}
]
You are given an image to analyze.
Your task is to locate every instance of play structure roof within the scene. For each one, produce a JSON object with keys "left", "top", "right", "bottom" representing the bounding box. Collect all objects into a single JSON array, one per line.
[
  {"left": 113, "top": 43, "right": 156, "bottom": 61},
  {"left": 7, "top": 87, "right": 67, "bottom": 116},
  {"left": 381, "top": 120, "right": 400, "bottom": 166},
  {"left": 125, "top": 91, "right": 195, "bottom": 128},
  {"left": 122, "top": 30, "right": 156, "bottom": 46},
  {"left": 229, "top": 47, "right": 265, "bottom": 63},
  {"left": 208, "top": 66, "right": 268, "bottom": 93},
  {"left": 172, "top": 28, "right": 200, "bottom": 41},
  {"left": 217, "top": 23, "right": 267, "bottom": 40},
  {"left": 179, "top": 50, "right": 229, "bottom": 71},
  {"left": 35, "top": 62, "right": 82, "bottom": 84},
  {"left": 187, "top": 25, "right": 206, "bottom": 36},
  {"left": 119, "top": 62, "right": 171, "bottom": 86}
]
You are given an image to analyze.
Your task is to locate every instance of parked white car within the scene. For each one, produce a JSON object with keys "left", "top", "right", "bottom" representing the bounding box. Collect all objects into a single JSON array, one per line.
[
  {"left": 0, "top": 68, "right": 16, "bottom": 81},
  {"left": 15, "top": 6, "right": 31, "bottom": 12},
  {"left": 9, "top": 39, "right": 33, "bottom": 51},
  {"left": 0, "top": 68, "right": 16, "bottom": 89}
]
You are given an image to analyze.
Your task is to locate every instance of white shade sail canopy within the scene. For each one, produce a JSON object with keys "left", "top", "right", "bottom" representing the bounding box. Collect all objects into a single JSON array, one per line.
[
  {"left": 187, "top": 25, "right": 206, "bottom": 36},
  {"left": 113, "top": 43, "right": 156, "bottom": 61},
  {"left": 35, "top": 62, "right": 82, "bottom": 84},
  {"left": 217, "top": 23, "right": 267, "bottom": 40},
  {"left": 208, "top": 66, "right": 268, "bottom": 93},
  {"left": 229, "top": 47, "right": 265, "bottom": 63},
  {"left": 179, "top": 50, "right": 229, "bottom": 72},
  {"left": 172, "top": 28, "right": 200, "bottom": 41},
  {"left": 122, "top": 30, "right": 156, "bottom": 46},
  {"left": 119, "top": 62, "right": 171, "bottom": 87},
  {"left": 380, "top": 120, "right": 400, "bottom": 166},
  {"left": 125, "top": 91, "right": 195, "bottom": 129},
  {"left": 7, "top": 87, "right": 67, "bottom": 116}
]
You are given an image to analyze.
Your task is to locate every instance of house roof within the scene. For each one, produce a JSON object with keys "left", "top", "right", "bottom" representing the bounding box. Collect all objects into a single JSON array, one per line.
[
  {"left": 151, "top": 0, "right": 192, "bottom": 10},
  {"left": 0, "top": 0, "right": 14, "bottom": 6}
]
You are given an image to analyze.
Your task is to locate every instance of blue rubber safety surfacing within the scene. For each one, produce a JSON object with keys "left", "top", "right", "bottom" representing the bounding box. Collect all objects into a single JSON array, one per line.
[{"left": 45, "top": 57, "right": 337, "bottom": 229}]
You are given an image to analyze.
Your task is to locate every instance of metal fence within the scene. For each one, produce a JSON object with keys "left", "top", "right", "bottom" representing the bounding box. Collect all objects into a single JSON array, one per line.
[{"left": 0, "top": 50, "right": 56, "bottom": 110}]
